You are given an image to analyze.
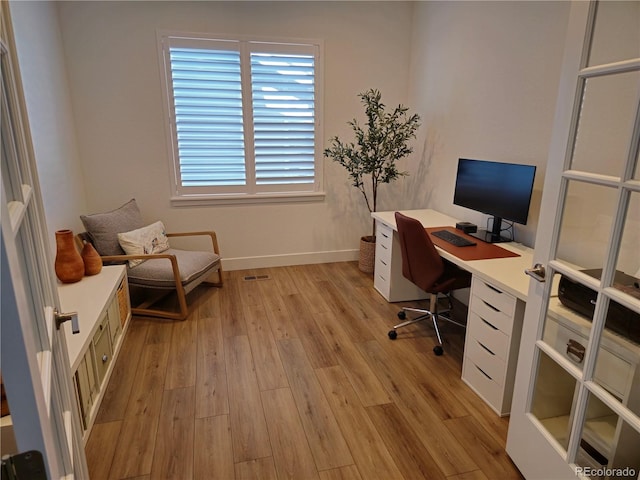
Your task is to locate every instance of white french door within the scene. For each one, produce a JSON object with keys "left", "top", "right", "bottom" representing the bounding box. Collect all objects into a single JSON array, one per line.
[
  {"left": 507, "top": 1, "right": 640, "bottom": 479},
  {"left": 1, "top": 4, "right": 88, "bottom": 478}
]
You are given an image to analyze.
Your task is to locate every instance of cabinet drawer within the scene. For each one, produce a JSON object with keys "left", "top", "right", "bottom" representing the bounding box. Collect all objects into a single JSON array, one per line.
[
  {"left": 470, "top": 295, "right": 513, "bottom": 336},
  {"left": 93, "top": 323, "right": 112, "bottom": 384},
  {"left": 107, "top": 297, "right": 121, "bottom": 347},
  {"left": 74, "top": 356, "right": 93, "bottom": 429},
  {"left": 377, "top": 222, "right": 393, "bottom": 249},
  {"left": 467, "top": 311, "right": 509, "bottom": 360},
  {"left": 374, "top": 266, "right": 391, "bottom": 298},
  {"left": 463, "top": 357, "right": 502, "bottom": 409},
  {"left": 543, "top": 317, "right": 632, "bottom": 399},
  {"left": 375, "top": 242, "right": 392, "bottom": 269},
  {"left": 465, "top": 336, "right": 506, "bottom": 387},
  {"left": 472, "top": 278, "right": 516, "bottom": 317}
]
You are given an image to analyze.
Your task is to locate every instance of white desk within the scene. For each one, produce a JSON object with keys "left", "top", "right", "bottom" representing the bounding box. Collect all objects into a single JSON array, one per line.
[
  {"left": 372, "top": 209, "right": 534, "bottom": 416},
  {"left": 371, "top": 209, "right": 533, "bottom": 302}
]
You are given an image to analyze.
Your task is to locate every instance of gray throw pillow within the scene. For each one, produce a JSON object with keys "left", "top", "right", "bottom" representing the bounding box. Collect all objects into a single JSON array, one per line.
[{"left": 80, "top": 199, "right": 144, "bottom": 256}]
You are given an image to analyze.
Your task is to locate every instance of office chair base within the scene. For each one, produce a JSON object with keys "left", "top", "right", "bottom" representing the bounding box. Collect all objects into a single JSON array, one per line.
[{"left": 388, "top": 300, "right": 465, "bottom": 355}]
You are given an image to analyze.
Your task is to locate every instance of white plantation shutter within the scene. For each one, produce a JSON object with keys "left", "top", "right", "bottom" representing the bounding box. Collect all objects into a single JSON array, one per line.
[
  {"left": 251, "top": 51, "right": 315, "bottom": 186},
  {"left": 169, "top": 46, "right": 246, "bottom": 187},
  {"left": 160, "top": 34, "right": 322, "bottom": 201}
]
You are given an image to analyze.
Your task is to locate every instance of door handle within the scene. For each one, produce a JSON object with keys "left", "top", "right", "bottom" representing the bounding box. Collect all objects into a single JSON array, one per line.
[
  {"left": 55, "top": 309, "right": 79, "bottom": 334},
  {"left": 525, "top": 263, "right": 546, "bottom": 283}
]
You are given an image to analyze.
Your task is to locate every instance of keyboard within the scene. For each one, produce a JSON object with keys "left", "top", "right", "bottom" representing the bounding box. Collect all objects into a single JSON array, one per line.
[{"left": 431, "top": 229, "right": 476, "bottom": 247}]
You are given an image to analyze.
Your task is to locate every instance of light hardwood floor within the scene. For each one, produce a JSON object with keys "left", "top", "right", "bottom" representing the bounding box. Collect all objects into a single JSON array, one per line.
[{"left": 86, "top": 262, "right": 524, "bottom": 480}]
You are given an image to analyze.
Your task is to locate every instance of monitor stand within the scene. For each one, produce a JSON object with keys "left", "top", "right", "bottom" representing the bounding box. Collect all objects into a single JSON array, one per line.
[{"left": 468, "top": 217, "right": 511, "bottom": 243}]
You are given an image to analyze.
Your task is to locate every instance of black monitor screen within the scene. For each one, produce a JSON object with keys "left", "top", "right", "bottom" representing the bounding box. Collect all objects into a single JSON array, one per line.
[{"left": 453, "top": 158, "right": 536, "bottom": 225}]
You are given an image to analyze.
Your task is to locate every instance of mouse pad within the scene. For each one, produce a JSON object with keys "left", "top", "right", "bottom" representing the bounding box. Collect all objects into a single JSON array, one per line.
[{"left": 425, "top": 226, "right": 521, "bottom": 261}]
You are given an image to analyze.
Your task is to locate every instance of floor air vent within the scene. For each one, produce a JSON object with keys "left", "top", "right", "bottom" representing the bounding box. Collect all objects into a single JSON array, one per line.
[{"left": 243, "top": 274, "right": 271, "bottom": 281}]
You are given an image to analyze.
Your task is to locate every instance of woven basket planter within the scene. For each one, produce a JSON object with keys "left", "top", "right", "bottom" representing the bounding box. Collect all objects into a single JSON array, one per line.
[{"left": 358, "top": 236, "right": 376, "bottom": 273}]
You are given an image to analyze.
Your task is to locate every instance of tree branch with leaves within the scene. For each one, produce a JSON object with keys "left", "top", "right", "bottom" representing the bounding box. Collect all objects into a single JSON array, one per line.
[{"left": 324, "top": 89, "right": 421, "bottom": 238}]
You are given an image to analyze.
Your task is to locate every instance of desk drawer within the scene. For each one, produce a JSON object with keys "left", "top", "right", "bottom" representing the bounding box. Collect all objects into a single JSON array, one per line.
[
  {"left": 470, "top": 295, "right": 513, "bottom": 336},
  {"left": 463, "top": 357, "right": 502, "bottom": 410},
  {"left": 472, "top": 278, "right": 516, "bottom": 318},
  {"left": 467, "top": 311, "right": 509, "bottom": 360},
  {"left": 374, "top": 268, "right": 391, "bottom": 298},
  {"left": 377, "top": 222, "right": 393, "bottom": 248},
  {"left": 376, "top": 225, "right": 392, "bottom": 264},
  {"left": 375, "top": 237, "right": 392, "bottom": 266},
  {"left": 465, "top": 336, "right": 506, "bottom": 387}
]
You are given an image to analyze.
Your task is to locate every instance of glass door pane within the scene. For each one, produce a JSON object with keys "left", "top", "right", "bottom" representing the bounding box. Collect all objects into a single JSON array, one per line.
[
  {"left": 587, "top": 1, "right": 640, "bottom": 66},
  {"left": 576, "top": 391, "right": 640, "bottom": 479},
  {"left": 613, "top": 190, "right": 640, "bottom": 295},
  {"left": 531, "top": 350, "right": 579, "bottom": 452},
  {"left": 570, "top": 71, "right": 639, "bottom": 177},
  {"left": 556, "top": 180, "right": 618, "bottom": 272}
]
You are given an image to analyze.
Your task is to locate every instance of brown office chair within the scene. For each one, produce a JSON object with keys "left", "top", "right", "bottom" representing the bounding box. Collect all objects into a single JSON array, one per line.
[{"left": 388, "top": 212, "right": 471, "bottom": 355}]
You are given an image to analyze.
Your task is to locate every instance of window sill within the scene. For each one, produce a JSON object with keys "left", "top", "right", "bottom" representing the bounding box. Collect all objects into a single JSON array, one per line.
[{"left": 170, "top": 191, "right": 326, "bottom": 207}]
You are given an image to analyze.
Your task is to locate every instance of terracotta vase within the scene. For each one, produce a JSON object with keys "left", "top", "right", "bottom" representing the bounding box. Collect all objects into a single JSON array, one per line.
[
  {"left": 81, "top": 241, "right": 102, "bottom": 276},
  {"left": 54, "top": 229, "right": 84, "bottom": 283}
]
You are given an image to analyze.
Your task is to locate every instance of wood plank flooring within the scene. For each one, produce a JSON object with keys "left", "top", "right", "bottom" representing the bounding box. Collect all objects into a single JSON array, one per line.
[{"left": 85, "top": 262, "right": 524, "bottom": 480}]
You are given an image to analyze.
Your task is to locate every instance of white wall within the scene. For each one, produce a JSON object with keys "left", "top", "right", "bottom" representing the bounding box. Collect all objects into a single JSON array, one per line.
[
  {"left": 55, "top": 1, "right": 415, "bottom": 269},
  {"left": 404, "top": 1, "right": 571, "bottom": 248},
  {"left": 9, "top": 1, "right": 89, "bottom": 254},
  {"left": 11, "top": 1, "right": 580, "bottom": 268}
]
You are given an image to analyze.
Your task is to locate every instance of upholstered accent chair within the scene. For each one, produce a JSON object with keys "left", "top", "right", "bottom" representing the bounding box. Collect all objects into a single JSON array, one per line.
[{"left": 79, "top": 199, "right": 223, "bottom": 320}]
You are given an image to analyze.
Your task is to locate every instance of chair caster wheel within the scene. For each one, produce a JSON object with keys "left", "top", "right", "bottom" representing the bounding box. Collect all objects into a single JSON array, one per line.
[
  {"left": 397, "top": 311, "right": 406, "bottom": 320},
  {"left": 388, "top": 330, "right": 398, "bottom": 340},
  {"left": 433, "top": 345, "right": 443, "bottom": 356}
]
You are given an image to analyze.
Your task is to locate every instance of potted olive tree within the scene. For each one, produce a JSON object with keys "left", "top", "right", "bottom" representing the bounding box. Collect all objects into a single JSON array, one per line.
[{"left": 324, "top": 88, "right": 420, "bottom": 273}]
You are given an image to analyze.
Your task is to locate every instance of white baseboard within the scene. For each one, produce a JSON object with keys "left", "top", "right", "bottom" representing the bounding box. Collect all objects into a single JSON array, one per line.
[{"left": 222, "top": 249, "right": 359, "bottom": 271}]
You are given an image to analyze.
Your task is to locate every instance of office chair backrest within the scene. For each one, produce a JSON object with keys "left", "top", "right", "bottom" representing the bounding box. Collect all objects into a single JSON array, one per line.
[{"left": 395, "top": 212, "right": 445, "bottom": 292}]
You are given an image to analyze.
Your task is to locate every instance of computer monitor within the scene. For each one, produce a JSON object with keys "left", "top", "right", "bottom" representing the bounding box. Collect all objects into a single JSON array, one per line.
[{"left": 453, "top": 158, "right": 536, "bottom": 243}]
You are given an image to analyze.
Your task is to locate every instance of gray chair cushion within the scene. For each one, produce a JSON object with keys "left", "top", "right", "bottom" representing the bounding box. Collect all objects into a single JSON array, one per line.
[
  {"left": 80, "top": 199, "right": 144, "bottom": 256},
  {"left": 126, "top": 248, "right": 221, "bottom": 288}
]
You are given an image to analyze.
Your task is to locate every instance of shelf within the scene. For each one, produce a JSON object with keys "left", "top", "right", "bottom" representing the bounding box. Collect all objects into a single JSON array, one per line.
[
  {"left": 583, "top": 414, "right": 617, "bottom": 459},
  {"left": 540, "top": 415, "right": 570, "bottom": 448},
  {"left": 538, "top": 413, "right": 617, "bottom": 463}
]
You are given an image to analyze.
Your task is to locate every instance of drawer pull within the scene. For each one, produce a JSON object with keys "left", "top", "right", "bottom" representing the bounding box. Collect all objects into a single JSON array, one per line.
[
  {"left": 475, "top": 365, "right": 492, "bottom": 380},
  {"left": 381, "top": 244, "right": 388, "bottom": 250},
  {"left": 478, "top": 341, "right": 495, "bottom": 356},
  {"left": 381, "top": 232, "right": 389, "bottom": 239},
  {"left": 566, "top": 339, "right": 585, "bottom": 363},
  {"left": 482, "top": 300, "right": 499, "bottom": 312},
  {"left": 102, "top": 354, "right": 108, "bottom": 363},
  {"left": 481, "top": 318, "right": 498, "bottom": 331},
  {"left": 380, "top": 259, "right": 387, "bottom": 266},
  {"left": 485, "top": 283, "right": 503, "bottom": 294}
]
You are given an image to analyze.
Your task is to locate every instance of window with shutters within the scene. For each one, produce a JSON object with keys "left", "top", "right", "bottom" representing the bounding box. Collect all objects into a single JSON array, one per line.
[{"left": 158, "top": 33, "right": 324, "bottom": 205}]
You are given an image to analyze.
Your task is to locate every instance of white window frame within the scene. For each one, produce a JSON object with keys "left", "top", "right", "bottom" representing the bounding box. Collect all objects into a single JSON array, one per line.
[{"left": 157, "top": 31, "right": 325, "bottom": 206}]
